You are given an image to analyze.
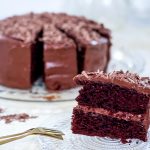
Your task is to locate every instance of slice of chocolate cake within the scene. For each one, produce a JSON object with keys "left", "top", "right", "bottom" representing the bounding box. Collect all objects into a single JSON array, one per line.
[
  {"left": 0, "top": 14, "right": 43, "bottom": 89},
  {"left": 72, "top": 71, "right": 150, "bottom": 143},
  {"left": 43, "top": 24, "right": 77, "bottom": 90}
]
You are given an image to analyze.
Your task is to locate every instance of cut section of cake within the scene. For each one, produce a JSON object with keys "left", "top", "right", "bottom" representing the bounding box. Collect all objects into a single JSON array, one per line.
[
  {"left": 72, "top": 71, "right": 150, "bottom": 143},
  {"left": 43, "top": 24, "right": 77, "bottom": 90}
]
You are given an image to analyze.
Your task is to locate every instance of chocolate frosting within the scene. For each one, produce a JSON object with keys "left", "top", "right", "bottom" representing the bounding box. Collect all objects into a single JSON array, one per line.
[
  {"left": 77, "top": 105, "right": 145, "bottom": 122},
  {"left": 0, "top": 35, "right": 32, "bottom": 88},
  {"left": 74, "top": 71, "right": 150, "bottom": 95},
  {"left": 56, "top": 19, "right": 106, "bottom": 46},
  {"left": 0, "top": 14, "right": 42, "bottom": 43},
  {"left": 43, "top": 24, "right": 76, "bottom": 49},
  {"left": 0, "top": 12, "right": 110, "bottom": 50}
]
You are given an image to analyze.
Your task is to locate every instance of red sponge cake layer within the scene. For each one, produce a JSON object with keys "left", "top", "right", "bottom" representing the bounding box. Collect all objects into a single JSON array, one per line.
[
  {"left": 72, "top": 106, "right": 149, "bottom": 143},
  {"left": 76, "top": 82, "right": 149, "bottom": 114}
]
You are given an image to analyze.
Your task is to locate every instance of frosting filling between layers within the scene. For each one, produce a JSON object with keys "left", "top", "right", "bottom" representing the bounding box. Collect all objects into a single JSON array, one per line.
[{"left": 77, "top": 105, "right": 145, "bottom": 122}]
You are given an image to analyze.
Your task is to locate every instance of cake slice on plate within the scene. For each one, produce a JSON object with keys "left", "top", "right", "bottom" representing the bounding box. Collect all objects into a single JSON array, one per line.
[{"left": 72, "top": 71, "right": 150, "bottom": 143}]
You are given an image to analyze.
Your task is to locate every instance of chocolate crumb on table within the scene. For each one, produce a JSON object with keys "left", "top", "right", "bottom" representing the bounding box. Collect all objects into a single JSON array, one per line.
[
  {"left": 43, "top": 95, "right": 60, "bottom": 101},
  {"left": 0, "top": 113, "right": 37, "bottom": 124},
  {"left": 0, "top": 108, "right": 4, "bottom": 113}
]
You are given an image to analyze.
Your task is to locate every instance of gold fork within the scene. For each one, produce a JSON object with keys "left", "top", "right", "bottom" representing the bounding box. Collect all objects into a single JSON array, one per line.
[{"left": 0, "top": 127, "right": 64, "bottom": 145}]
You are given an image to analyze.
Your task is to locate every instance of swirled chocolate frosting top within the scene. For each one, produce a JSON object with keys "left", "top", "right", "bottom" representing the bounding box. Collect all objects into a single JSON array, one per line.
[
  {"left": 0, "top": 13, "right": 42, "bottom": 43},
  {"left": 74, "top": 71, "right": 150, "bottom": 95},
  {"left": 0, "top": 12, "right": 111, "bottom": 46}
]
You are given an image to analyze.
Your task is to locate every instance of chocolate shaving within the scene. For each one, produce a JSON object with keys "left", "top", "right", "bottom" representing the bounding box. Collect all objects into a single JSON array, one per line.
[
  {"left": 0, "top": 113, "right": 37, "bottom": 124},
  {"left": 74, "top": 70, "right": 150, "bottom": 95},
  {"left": 0, "top": 108, "right": 4, "bottom": 113}
]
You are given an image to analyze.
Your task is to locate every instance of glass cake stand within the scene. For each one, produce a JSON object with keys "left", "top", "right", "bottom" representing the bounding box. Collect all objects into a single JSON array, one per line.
[
  {"left": 0, "top": 49, "right": 145, "bottom": 102},
  {"left": 38, "top": 112, "right": 150, "bottom": 150}
]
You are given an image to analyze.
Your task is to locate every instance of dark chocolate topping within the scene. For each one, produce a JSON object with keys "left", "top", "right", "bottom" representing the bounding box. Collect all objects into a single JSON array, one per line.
[
  {"left": 56, "top": 19, "right": 106, "bottom": 46},
  {"left": 0, "top": 113, "right": 37, "bottom": 124},
  {"left": 0, "top": 13, "right": 42, "bottom": 43},
  {"left": 53, "top": 13, "right": 111, "bottom": 39},
  {"left": 0, "top": 12, "right": 110, "bottom": 45},
  {"left": 43, "top": 24, "right": 75, "bottom": 49},
  {"left": 74, "top": 71, "right": 150, "bottom": 94}
]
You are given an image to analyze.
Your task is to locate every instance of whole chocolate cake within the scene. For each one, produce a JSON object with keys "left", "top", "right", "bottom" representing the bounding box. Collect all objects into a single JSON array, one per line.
[
  {"left": 72, "top": 71, "right": 150, "bottom": 143},
  {"left": 0, "top": 13, "right": 111, "bottom": 90}
]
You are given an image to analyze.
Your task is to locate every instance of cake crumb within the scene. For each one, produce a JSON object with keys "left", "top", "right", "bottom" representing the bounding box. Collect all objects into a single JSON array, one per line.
[
  {"left": 43, "top": 95, "right": 59, "bottom": 101},
  {"left": 0, "top": 108, "right": 4, "bottom": 113},
  {"left": 129, "top": 140, "right": 132, "bottom": 143},
  {"left": 121, "top": 138, "right": 128, "bottom": 144},
  {"left": 0, "top": 113, "right": 37, "bottom": 124}
]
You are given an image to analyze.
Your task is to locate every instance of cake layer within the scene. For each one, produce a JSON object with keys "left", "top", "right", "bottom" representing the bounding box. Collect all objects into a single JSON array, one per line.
[
  {"left": 72, "top": 106, "right": 149, "bottom": 142},
  {"left": 76, "top": 81, "right": 149, "bottom": 114}
]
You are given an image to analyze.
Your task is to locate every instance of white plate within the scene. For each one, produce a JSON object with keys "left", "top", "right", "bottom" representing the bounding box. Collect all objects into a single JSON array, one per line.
[
  {"left": 0, "top": 83, "right": 80, "bottom": 102},
  {"left": 0, "top": 49, "right": 145, "bottom": 102},
  {"left": 38, "top": 113, "right": 150, "bottom": 150}
]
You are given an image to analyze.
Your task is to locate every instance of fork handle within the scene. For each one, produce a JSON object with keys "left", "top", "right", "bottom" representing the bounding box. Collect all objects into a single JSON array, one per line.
[
  {"left": 0, "top": 132, "right": 31, "bottom": 145},
  {"left": 0, "top": 130, "right": 29, "bottom": 139}
]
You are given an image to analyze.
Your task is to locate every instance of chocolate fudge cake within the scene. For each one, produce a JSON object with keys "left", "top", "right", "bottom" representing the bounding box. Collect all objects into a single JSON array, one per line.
[
  {"left": 0, "top": 12, "right": 111, "bottom": 90},
  {"left": 72, "top": 71, "right": 150, "bottom": 143}
]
